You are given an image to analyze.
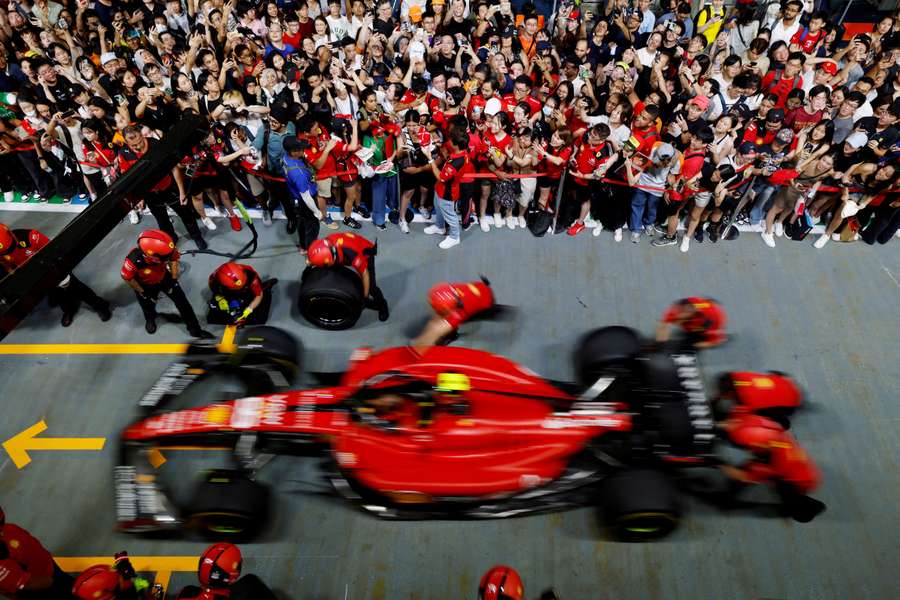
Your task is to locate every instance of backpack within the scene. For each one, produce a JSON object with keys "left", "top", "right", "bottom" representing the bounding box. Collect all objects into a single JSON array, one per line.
[
  {"left": 693, "top": 5, "right": 722, "bottom": 35},
  {"left": 526, "top": 201, "right": 554, "bottom": 237}
]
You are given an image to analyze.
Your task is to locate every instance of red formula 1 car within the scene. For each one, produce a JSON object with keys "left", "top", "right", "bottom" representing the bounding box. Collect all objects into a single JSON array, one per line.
[{"left": 116, "top": 326, "right": 718, "bottom": 541}]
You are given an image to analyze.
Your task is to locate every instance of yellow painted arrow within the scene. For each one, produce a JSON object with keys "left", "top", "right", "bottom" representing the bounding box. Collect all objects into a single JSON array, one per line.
[{"left": 3, "top": 420, "right": 106, "bottom": 469}]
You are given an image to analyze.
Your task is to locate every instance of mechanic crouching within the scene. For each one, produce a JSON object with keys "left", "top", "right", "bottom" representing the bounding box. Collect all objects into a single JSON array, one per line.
[
  {"left": 207, "top": 262, "right": 277, "bottom": 326},
  {"left": 306, "top": 232, "right": 389, "bottom": 322},
  {"left": 175, "top": 543, "right": 274, "bottom": 600},
  {"left": 656, "top": 297, "right": 728, "bottom": 348},
  {"left": 411, "top": 277, "right": 495, "bottom": 353},
  {"left": 121, "top": 230, "right": 213, "bottom": 339},
  {"left": 72, "top": 552, "right": 160, "bottom": 600},
  {"left": 0, "top": 506, "right": 74, "bottom": 600},
  {"left": 717, "top": 413, "right": 826, "bottom": 522}
]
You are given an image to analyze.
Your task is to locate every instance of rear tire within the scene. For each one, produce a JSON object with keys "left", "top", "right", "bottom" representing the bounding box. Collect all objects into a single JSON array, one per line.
[
  {"left": 574, "top": 326, "right": 643, "bottom": 385},
  {"left": 298, "top": 266, "right": 364, "bottom": 330},
  {"left": 188, "top": 470, "right": 270, "bottom": 541},
  {"left": 601, "top": 468, "right": 679, "bottom": 542}
]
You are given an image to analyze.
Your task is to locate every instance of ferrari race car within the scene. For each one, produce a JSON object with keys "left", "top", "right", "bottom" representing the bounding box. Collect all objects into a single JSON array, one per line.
[{"left": 116, "top": 325, "right": 722, "bottom": 542}]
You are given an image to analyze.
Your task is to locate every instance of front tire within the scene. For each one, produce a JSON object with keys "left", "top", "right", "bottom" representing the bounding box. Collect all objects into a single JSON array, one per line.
[
  {"left": 574, "top": 326, "right": 643, "bottom": 385},
  {"left": 187, "top": 470, "right": 270, "bottom": 541}
]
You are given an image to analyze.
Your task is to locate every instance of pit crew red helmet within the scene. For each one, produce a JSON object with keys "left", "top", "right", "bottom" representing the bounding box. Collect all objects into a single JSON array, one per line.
[
  {"left": 726, "top": 414, "right": 785, "bottom": 450},
  {"left": 306, "top": 238, "right": 335, "bottom": 267},
  {"left": 138, "top": 229, "right": 175, "bottom": 263},
  {"left": 72, "top": 565, "right": 119, "bottom": 600},
  {"left": 428, "top": 283, "right": 463, "bottom": 316},
  {"left": 198, "top": 543, "right": 242, "bottom": 588},
  {"left": 215, "top": 263, "right": 247, "bottom": 290},
  {"left": 0, "top": 224, "right": 15, "bottom": 255},
  {"left": 478, "top": 566, "right": 524, "bottom": 600}
]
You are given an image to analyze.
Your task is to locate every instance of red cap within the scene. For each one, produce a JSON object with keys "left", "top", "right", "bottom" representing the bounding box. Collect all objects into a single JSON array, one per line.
[{"left": 819, "top": 62, "right": 838, "bottom": 75}]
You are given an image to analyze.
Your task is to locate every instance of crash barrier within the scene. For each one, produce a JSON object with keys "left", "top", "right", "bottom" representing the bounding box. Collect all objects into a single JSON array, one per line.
[{"left": 0, "top": 114, "right": 210, "bottom": 340}]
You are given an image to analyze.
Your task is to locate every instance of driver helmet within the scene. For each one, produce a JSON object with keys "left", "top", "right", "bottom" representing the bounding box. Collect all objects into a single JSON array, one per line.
[
  {"left": 215, "top": 262, "right": 248, "bottom": 290},
  {"left": 198, "top": 542, "right": 242, "bottom": 588},
  {"left": 0, "top": 224, "right": 15, "bottom": 255},
  {"left": 306, "top": 238, "right": 336, "bottom": 267},
  {"left": 428, "top": 283, "right": 463, "bottom": 316},
  {"left": 137, "top": 229, "right": 175, "bottom": 264},
  {"left": 478, "top": 566, "right": 524, "bottom": 600},
  {"left": 72, "top": 565, "right": 119, "bottom": 600}
]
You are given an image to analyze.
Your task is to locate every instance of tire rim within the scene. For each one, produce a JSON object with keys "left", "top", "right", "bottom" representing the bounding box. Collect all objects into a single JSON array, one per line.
[
  {"left": 307, "top": 296, "right": 353, "bottom": 325},
  {"left": 617, "top": 512, "right": 677, "bottom": 537},
  {"left": 193, "top": 512, "right": 248, "bottom": 535}
]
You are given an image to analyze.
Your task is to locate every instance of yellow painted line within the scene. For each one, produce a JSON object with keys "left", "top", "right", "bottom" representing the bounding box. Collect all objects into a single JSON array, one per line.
[
  {"left": 56, "top": 556, "right": 198, "bottom": 595},
  {"left": 0, "top": 343, "right": 188, "bottom": 355},
  {"left": 3, "top": 420, "right": 106, "bottom": 469}
]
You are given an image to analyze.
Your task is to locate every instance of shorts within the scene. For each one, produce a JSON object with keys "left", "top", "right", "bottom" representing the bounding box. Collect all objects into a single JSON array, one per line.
[
  {"left": 518, "top": 177, "right": 537, "bottom": 206},
  {"left": 317, "top": 176, "right": 333, "bottom": 199},
  {"left": 693, "top": 191, "right": 712, "bottom": 209},
  {"left": 400, "top": 171, "right": 429, "bottom": 192},
  {"left": 336, "top": 176, "right": 359, "bottom": 189},
  {"left": 773, "top": 186, "right": 801, "bottom": 211},
  {"left": 537, "top": 175, "right": 560, "bottom": 189}
]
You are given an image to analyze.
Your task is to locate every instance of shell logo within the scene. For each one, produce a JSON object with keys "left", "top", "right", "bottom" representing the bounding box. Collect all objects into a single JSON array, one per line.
[
  {"left": 752, "top": 377, "right": 775, "bottom": 389},
  {"left": 205, "top": 405, "right": 232, "bottom": 424}
]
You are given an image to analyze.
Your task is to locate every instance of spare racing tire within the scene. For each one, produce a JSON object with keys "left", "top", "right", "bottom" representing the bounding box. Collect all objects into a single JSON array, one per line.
[
  {"left": 298, "top": 266, "right": 364, "bottom": 330},
  {"left": 574, "top": 326, "right": 643, "bottom": 385},
  {"left": 233, "top": 326, "right": 302, "bottom": 385},
  {"left": 187, "top": 470, "right": 270, "bottom": 541},
  {"left": 601, "top": 468, "right": 679, "bottom": 542}
]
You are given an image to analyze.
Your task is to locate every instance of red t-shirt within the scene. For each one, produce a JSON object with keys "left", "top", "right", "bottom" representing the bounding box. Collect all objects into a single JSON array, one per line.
[
  {"left": 571, "top": 141, "right": 610, "bottom": 186},
  {"left": 0, "top": 228, "right": 49, "bottom": 272},
  {"left": 761, "top": 71, "right": 803, "bottom": 107},
  {"left": 785, "top": 107, "right": 824, "bottom": 132},
  {"left": 303, "top": 132, "right": 339, "bottom": 179},
  {"left": 541, "top": 144, "right": 573, "bottom": 180},
  {"left": 483, "top": 131, "right": 512, "bottom": 165},
  {"left": 435, "top": 151, "right": 474, "bottom": 202},
  {"left": 790, "top": 27, "right": 826, "bottom": 55},
  {"left": 117, "top": 138, "right": 173, "bottom": 192}
]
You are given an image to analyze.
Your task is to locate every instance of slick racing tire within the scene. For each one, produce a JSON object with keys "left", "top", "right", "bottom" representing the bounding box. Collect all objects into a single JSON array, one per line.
[
  {"left": 601, "top": 468, "right": 679, "bottom": 542},
  {"left": 298, "top": 266, "right": 364, "bottom": 330},
  {"left": 233, "top": 326, "right": 302, "bottom": 384},
  {"left": 574, "top": 326, "right": 643, "bottom": 385},
  {"left": 188, "top": 470, "right": 270, "bottom": 541}
]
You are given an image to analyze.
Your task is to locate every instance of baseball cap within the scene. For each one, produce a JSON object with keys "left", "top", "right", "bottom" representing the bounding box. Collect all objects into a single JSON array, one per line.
[
  {"left": 775, "top": 128, "right": 794, "bottom": 144},
  {"left": 501, "top": 25, "right": 516, "bottom": 38},
  {"left": 737, "top": 141, "right": 757, "bottom": 155},
  {"left": 688, "top": 95, "right": 710, "bottom": 111},
  {"left": 484, "top": 97, "right": 503, "bottom": 116},
  {"left": 409, "top": 5, "right": 422, "bottom": 22},
  {"left": 431, "top": 0, "right": 444, "bottom": 5},
  {"left": 100, "top": 52, "right": 118, "bottom": 65},
  {"left": 537, "top": 41, "right": 553, "bottom": 53},
  {"left": 819, "top": 61, "right": 838, "bottom": 75},
  {"left": 766, "top": 107, "right": 785, "bottom": 123},
  {"left": 654, "top": 143, "right": 676, "bottom": 162},
  {"left": 844, "top": 131, "right": 868, "bottom": 149}
]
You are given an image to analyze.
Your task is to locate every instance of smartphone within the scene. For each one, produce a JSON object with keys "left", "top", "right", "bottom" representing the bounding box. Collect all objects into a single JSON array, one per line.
[
  {"left": 114, "top": 94, "right": 125, "bottom": 104},
  {"left": 60, "top": 110, "right": 76, "bottom": 119}
]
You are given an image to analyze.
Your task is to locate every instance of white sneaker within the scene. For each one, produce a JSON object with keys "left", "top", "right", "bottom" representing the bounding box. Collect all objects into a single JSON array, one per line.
[
  {"left": 592, "top": 224, "right": 603, "bottom": 237},
  {"left": 831, "top": 233, "right": 840, "bottom": 241},
  {"left": 399, "top": 220, "right": 409, "bottom": 234},
  {"left": 201, "top": 216, "right": 217, "bottom": 230},
  {"left": 480, "top": 219, "right": 490, "bottom": 232},
  {"left": 775, "top": 221, "right": 784, "bottom": 237},
  {"left": 493, "top": 213, "right": 504, "bottom": 228},
  {"left": 584, "top": 217, "right": 598, "bottom": 228},
  {"left": 207, "top": 206, "right": 222, "bottom": 217},
  {"left": 507, "top": 216, "right": 516, "bottom": 230},
  {"left": 482, "top": 214, "right": 493, "bottom": 226},
  {"left": 614, "top": 228, "right": 622, "bottom": 242},
  {"left": 438, "top": 236, "right": 460, "bottom": 250},
  {"left": 128, "top": 210, "right": 140, "bottom": 224},
  {"left": 424, "top": 225, "right": 443, "bottom": 235},
  {"left": 3, "top": 191, "right": 13, "bottom": 202},
  {"left": 680, "top": 236, "right": 690, "bottom": 253},
  {"left": 518, "top": 215, "right": 526, "bottom": 228},
  {"left": 813, "top": 234, "right": 829, "bottom": 249},
  {"left": 761, "top": 231, "right": 776, "bottom": 248}
]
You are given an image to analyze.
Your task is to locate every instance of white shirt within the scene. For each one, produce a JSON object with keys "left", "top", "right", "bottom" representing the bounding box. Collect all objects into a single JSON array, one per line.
[
  {"left": 770, "top": 18, "right": 801, "bottom": 46},
  {"left": 636, "top": 47, "right": 658, "bottom": 68}
]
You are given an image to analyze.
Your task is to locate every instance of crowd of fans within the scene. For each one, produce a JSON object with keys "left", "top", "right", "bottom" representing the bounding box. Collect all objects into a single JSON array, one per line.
[{"left": 0, "top": 0, "right": 899, "bottom": 254}]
